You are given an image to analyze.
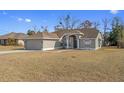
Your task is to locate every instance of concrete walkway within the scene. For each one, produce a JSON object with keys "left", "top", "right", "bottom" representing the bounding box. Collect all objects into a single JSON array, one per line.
[
  {"left": 0, "top": 50, "right": 33, "bottom": 55},
  {"left": 0, "top": 49, "right": 79, "bottom": 55}
]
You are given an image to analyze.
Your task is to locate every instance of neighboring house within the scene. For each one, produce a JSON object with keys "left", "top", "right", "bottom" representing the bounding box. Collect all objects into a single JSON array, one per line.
[
  {"left": 0, "top": 32, "right": 28, "bottom": 46},
  {"left": 25, "top": 28, "right": 103, "bottom": 50}
]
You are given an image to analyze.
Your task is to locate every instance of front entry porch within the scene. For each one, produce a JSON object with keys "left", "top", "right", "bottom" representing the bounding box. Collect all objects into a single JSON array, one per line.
[
  {"left": 59, "top": 32, "right": 84, "bottom": 49},
  {"left": 66, "top": 35, "right": 79, "bottom": 49},
  {"left": 69, "top": 35, "right": 77, "bottom": 48}
]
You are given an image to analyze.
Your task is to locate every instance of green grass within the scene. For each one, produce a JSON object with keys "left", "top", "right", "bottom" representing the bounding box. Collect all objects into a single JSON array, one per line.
[{"left": 0, "top": 47, "right": 124, "bottom": 81}]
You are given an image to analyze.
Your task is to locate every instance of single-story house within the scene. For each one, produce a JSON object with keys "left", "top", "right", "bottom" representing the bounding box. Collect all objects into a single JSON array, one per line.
[
  {"left": 0, "top": 32, "right": 28, "bottom": 46},
  {"left": 25, "top": 28, "right": 103, "bottom": 50}
]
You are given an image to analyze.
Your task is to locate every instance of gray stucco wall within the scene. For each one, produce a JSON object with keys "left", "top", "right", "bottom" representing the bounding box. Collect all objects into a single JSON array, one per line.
[
  {"left": 79, "top": 39, "right": 96, "bottom": 49},
  {"left": 25, "top": 39, "right": 43, "bottom": 50},
  {"left": 25, "top": 39, "right": 62, "bottom": 50},
  {"left": 43, "top": 39, "right": 61, "bottom": 50}
]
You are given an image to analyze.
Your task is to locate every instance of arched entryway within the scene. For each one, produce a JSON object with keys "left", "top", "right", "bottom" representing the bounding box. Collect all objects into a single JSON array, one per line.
[
  {"left": 69, "top": 35, "right": 77, "bottom": 48},
  {"left": 59, "top": 31, "right": 84, "bottom": 49}
]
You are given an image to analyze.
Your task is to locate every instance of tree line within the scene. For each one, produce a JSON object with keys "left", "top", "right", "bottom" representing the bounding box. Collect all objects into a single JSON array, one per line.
[
  {"left": 27, "top": 15, "right": 124, "bottom": 46},
  {"left": 27, "top": 15, "right": 100, "bottom": 35}
]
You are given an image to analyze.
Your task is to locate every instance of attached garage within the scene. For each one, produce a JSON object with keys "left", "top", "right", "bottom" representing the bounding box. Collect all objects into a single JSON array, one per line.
[
  {"left": 24, "top": 31, "right": 60, "bottom": 50},
  {"left": 24, "top": 39, "right": 61, "bottom": 50},
  {"left": 25, "top": 39, "right": 43, "bottom": 50},
  {"left": 43, "top": 39, "right": 61, "bottom": 50}
]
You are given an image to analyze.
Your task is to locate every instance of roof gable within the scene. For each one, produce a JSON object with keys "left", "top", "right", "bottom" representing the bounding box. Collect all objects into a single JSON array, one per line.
[{"left": 54, "top": 28, "right": 100, "bottom": 38}]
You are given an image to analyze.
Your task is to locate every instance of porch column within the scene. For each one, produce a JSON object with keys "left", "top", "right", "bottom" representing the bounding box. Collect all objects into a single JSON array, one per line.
[
  {"left": 66, "top": 35, "right": 69, "bottom": 48},
  {"left": 77, "top": 36, "right": 80, "bottom": 49}
]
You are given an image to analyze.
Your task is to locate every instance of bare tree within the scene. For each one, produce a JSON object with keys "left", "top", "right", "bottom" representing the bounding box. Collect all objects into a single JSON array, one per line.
[
  {"left": 79, "top": 20, "right": 92, "bottom": 29},
  {"left": 41, "top": 26, "right": 48, "bottom": 32},
  {"left": 102, "top": 18, "right": 111, "bottom": 46},
  {"left": 27, "top": 25, "right": 37, "bottom": 35},
  {"left": 93, "top": 21, "right": 100, "bottom": 29},
  {"left": 70, "top": 19, "right": 79, "bottom": 29},
  {"left": 33, "top": 25, "right": 37, "bottom": 32},
  {"left": 55, "top": 14, "right": 80, "bottom": 30}
]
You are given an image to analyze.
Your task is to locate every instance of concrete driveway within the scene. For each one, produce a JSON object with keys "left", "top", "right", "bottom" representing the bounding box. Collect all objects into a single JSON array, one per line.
[
  {"left": 0, "top": 50, "right": 33, "bottom": 55},
  {"left": 0, "top": 49, "right": 80, "bottom": 55}
]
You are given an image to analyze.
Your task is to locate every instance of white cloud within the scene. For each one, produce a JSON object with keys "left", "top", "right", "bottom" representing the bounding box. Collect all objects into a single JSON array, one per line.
[
  {"left": 25, "top": 18, "right": 31, "bottom": 23},
  {"left": 9, "top": 15, "right": 32, "bottom": 23},
  {"left": 16, "top": 17, "right": 32, "bottom": 23},
  {"left": 110, "top": 10, "right": 119, "bottom": 14},
  {"left": 17, "top": 18, "right": 23, "bottom": 21}
]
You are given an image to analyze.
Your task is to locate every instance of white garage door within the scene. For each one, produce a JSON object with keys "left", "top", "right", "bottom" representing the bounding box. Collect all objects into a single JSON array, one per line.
[{"left": 25, "top": 39, "right": 42, "bottom": 50}]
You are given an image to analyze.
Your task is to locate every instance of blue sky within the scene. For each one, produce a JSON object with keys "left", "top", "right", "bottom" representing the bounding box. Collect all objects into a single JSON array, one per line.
[{"left": 0, "top": 10, "right": 124, "bottom": 35}]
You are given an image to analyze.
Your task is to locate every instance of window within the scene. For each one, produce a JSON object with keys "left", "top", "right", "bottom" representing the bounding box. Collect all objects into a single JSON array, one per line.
[
  {"left": 84, "top": 39, "right": 91, "bottom": 48},
  {"left": 84, "top": 40, "right": 91, "bottom": 45}
]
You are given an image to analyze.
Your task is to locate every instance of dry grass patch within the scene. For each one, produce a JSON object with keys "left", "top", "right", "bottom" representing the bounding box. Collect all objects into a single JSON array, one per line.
[
  {"left": 0, "top": 47, "right": 124, "bottom": 81},
  {"left": 0, "top": 46, "right": 24, "bottom": 51}
]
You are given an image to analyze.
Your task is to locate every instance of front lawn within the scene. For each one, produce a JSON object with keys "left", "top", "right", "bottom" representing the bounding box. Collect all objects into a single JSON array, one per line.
[
  {"left": 0, "top": 47, "right": 124, "bottom": 81},
  {"left": 0, "top": 45, "right": 24, "bottom": 51}
]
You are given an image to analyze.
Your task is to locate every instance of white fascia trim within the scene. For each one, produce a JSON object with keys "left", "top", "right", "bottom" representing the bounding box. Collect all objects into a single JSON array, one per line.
[
  {"left": 42, "top": 47, "right": 62, "bottom": 51},
  {"left": 42, "top": 48, "right": 54, "bottom": 51}
]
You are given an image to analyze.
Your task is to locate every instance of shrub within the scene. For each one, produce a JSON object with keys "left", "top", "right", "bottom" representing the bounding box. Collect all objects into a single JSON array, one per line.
[{"left": 7, "top": 38, "right": 17, "bottom": 46}]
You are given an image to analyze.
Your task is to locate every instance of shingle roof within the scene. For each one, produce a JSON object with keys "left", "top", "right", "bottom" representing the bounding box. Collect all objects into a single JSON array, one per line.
[
  {"left": 0, "top": 32, "right": 28, "bottom": 39},
  {"left": 26, "top": 32, "right": 59, "bottom": 39},
  {"left": 18, "top": 28, "right": 100, "bottom": 40},
  {"left": 53, "top": 30, "right": 83, "bottom": 37},
  {"left": 54, "top": 28, "right": 99, "bottom": 38},
  {"left": 79, "top": 28, "right": 99, "bottom": 38}
]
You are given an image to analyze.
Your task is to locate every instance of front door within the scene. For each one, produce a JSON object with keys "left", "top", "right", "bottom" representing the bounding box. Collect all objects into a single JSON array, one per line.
[
  {"left": 69, "top": 35, "right": 77, "bottom": 48},
  {"left": 73, "top": 36, "right": 77, "bottom": 48}
]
